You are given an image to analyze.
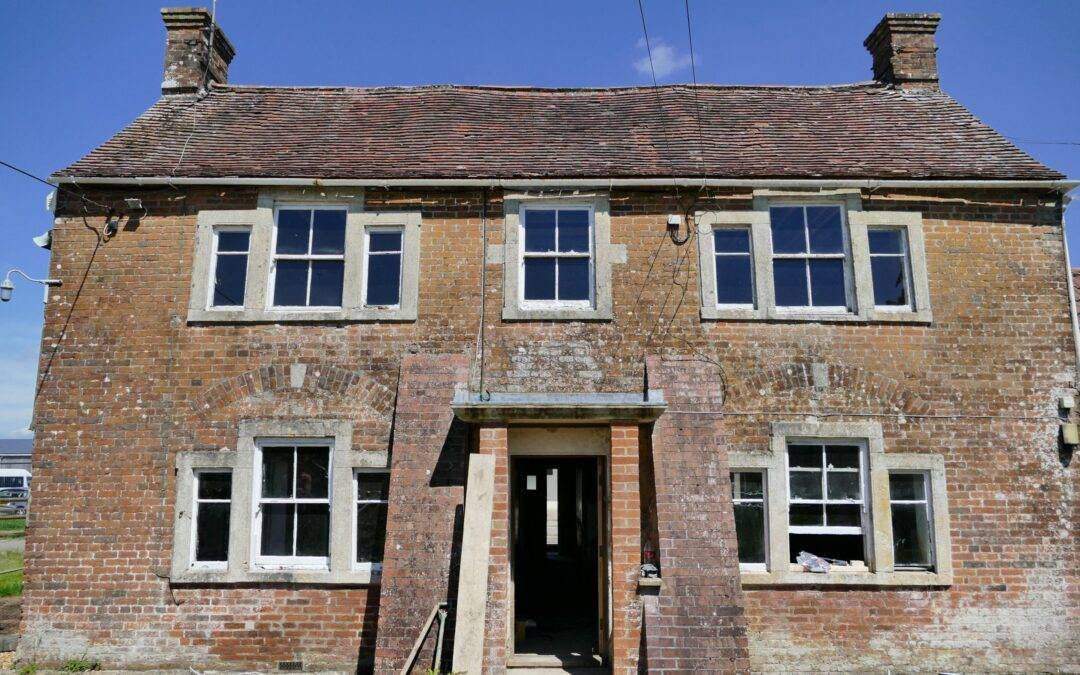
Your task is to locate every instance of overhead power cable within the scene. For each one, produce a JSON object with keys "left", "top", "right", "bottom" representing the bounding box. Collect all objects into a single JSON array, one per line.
[{"left": 0, "top": 158, "right": 113, "bottom": 213}]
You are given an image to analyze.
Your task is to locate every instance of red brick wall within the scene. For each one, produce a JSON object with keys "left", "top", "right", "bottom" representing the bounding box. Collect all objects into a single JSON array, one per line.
[{"left": 21, "top": 185, "right": 1079, "bottom": 672}]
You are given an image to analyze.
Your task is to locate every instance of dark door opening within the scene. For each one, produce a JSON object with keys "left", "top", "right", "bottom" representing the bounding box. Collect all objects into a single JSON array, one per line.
[{"left": 511, "top": 456, "right": 606, "bottom": 664}]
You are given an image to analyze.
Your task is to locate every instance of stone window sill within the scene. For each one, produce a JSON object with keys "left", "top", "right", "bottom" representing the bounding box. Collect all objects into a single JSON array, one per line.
[
  {"left": 169, "top": 565, "right": 381, "bottom": 586},
  {"left": 701, "top": 307, "right": 932, "bottom": 324},
  {"left": 187, "top": 307, "right": 416, "bottom": 323},
  {"left": 502, "top": 306, "right": 613, "bottom": 322},
  {"left": 740, "top": 568, "right": 950, "bottom": 587}
]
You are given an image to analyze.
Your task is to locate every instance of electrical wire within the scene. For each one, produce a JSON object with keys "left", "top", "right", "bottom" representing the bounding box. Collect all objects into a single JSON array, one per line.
[
  {"left": 0, "top": 158, "right": 113, "bottom": 213},
  {"left": 1004, "top": 136, "right": 1080, "bottom": 147},
  {"left": 172, "top": 0, "right": 219, "bottom": 177}
]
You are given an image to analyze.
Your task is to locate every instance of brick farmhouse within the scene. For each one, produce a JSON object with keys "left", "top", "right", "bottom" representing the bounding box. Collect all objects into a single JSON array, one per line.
[{"left": 21, "top": 8, "right": 1079, "bottom": 673}]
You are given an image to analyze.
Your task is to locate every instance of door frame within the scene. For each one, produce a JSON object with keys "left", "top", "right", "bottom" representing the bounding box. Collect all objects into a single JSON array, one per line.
[{"left": 506, "top": 425, "right": 612, "bottom": 667}]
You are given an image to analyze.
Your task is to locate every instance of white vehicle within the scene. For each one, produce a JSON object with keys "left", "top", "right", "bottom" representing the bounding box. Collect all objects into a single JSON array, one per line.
[{"left": 0, "top": 469, "right": 30, "bottom": 490}]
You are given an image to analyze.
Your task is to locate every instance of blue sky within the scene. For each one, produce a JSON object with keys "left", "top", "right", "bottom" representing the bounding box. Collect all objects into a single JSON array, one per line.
[{"left": 0, "top": 1, "right": 1077, "bottom": 438}]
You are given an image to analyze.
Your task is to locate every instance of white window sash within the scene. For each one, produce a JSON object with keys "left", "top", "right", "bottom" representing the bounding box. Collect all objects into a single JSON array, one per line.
[
  {"left": 868, "top": 227, "right": 914, "bottom": 311},
  {"left": 362, "top": 226, "right": 405, "bottom": 309},
  {"left": 252, "top": 439, "right": 333, "bottom": 569},
  {"left": 731, "top": 469, "right": 768, "bottom": 571},
  {"left": 785, "top": 441, "right": 870, "bottom": 538},
  {"left": 206, "top": 226, "right": 251, "bottom": 310},
  {"left": 713, "top": 226, "right": 756, "bottom": 309},
  {"left": 267, "top": 205, "right": 348, "bottom": 310},
  {"left": 519, "top": 206, "right": 596, "bottom": 309},
  {"left": 888, "top": 470, "right": 935, "bottom": 569},
  {"left": 770, "top": 204, "right": 854, "bottom": 312},
  {"left": 191, "top": 469, "right": 231, "bottom": 570},
  {"left": 353, "top": 469, "right": 390, "bottom": 572}
]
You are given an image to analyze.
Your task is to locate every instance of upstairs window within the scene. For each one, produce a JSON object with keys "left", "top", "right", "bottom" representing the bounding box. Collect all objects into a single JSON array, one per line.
[
  {"left": 193, "top": 470, "right": 232, "bottom": 565},
  {"left": 787, "top": 442, "right": 867, "bottom": 564},
  {"left": 271, "top": 208, "right": 346, "bottom": 308},
  {"left": 521, "top": 208, "right": 593, "bottom": 306},
  {"left": 365, "top": 228, "right": 403, "bottom": 307},
  {"left": 770, "top": 206, "right": 849, "bottom": 310},
  {"left": 209, "top": 228, "right": 250, "bottom": 308},
  {"left": 868, "top": 228, "right": 912, "bottom": 309},
  {"left": 255, "top": 442, "right": 331, "bottom": 567},
  {"left": 355, "top": 471, "right": 390, "bottom": 567},
  {"left": 889, "top": 472, "right": 934, "bottom": 570},
  {"left": 713, "top": 228, "right": 755, "bottom": 307}
]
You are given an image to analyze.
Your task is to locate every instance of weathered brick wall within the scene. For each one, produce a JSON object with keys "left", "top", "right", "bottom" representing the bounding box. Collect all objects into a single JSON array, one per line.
[{"left": 22, "top": 185, "right": 1078, "bottom": 672}]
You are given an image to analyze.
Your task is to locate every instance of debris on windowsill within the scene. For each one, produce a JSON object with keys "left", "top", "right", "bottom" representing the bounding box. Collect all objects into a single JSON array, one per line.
[
  {"left": 640, "top": 563, "right": 660, "bottom": 579},
  {"left": 796, "top": 550, "right": 832, "bottom": 573}
]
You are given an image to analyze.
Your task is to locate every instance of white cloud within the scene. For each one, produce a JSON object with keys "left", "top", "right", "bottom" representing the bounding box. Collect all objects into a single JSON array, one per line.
[{"left": 634, "top": 37, "right": 693, "bottom": 79}]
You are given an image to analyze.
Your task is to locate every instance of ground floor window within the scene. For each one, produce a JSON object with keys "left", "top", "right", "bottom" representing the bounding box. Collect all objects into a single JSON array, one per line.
[
  {"left": 728, "top": 420, "right": 952, "bottom": 586},
  {"left": 730, "top": 471, "right": 766, "bottom": 568},
  {"left": 255, "top": 441, "right": 331, "bottom": 567},
  {"left": 355, "top": 471, "right": 389, "bottom": 567},
  {"left": 193, "top": 470, "right": 232, "bottom": 565}
]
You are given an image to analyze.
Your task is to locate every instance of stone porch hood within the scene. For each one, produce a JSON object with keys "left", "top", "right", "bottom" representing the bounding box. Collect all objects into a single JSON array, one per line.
[{"left": 451, "top": 388, "right": 666, "bottom": 424}]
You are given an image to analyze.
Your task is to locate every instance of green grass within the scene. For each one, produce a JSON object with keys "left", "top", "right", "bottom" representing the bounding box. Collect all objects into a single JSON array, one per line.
[
  {"left": 0, "top": 549, "right": 23, "bottom": 597},
  {"left": 0, "top": 518, "right": 25, "bottom": 532}
]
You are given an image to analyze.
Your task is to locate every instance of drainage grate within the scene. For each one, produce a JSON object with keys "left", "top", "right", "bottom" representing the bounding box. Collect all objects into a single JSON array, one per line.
[{"left": 278, "top": 661, "right": 303, "bottom": 672}]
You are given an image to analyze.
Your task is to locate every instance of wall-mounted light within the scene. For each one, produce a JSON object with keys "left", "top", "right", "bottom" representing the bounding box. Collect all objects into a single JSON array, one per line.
[{"left": 1, "top": 268, "right": 62, "bottom": 303}]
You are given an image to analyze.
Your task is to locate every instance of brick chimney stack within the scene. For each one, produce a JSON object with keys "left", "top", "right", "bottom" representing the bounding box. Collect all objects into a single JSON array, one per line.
[
  {"left": 161, "top": 7, "right": 235, "bottom": 95},
  {"left": 864, "top": 13, "right": 941, "bottom": 90}
]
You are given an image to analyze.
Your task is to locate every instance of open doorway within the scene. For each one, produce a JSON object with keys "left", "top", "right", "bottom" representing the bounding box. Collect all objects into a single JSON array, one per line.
[{"left": 511, "top": 456, "right": 607, "bottom": 666}]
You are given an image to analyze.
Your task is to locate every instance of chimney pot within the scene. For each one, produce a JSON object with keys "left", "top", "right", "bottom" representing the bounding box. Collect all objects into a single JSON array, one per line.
[
  {"left": 161, "top": 7, "right": 235, "bottom": 95},
  {"left": 864, "top": 13, "right": 941, "bottom": 90}
]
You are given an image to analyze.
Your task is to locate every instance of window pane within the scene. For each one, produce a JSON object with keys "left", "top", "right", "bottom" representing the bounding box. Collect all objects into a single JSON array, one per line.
[
  {"left": 825, "top": 504, "right": 862, "bottom": 527},
  {"left": 296, "top": 447, "right": 329, "bottom": 499},
  {"left": 789, "top": 503, "right": 823, "bottom": 526},
  {"left": 357, "top": 502, "right": 388, "bottom": 564},
  {"left": 369, "top": 230, "right": 402, "bottom": 252},
  {"left": 716, "top": 255, "right": 753, "bottom": 304},
  {"left": 809, "top": 259, "right": 846, "bottom": 307},
  {"left": 788, "top": 445, "right": 821, "bottom": 468},
  {"left": 731, "top": 472, "right": 763, "bottom": 500},
  {"left": 891, "top": 503, "right": 932, "bottom": 567},
  {"left": 773, "top": 259, "right": 809, "bottom": 307},
  {"left": 889, "top": 474, "right": 927, "bottom": 501},
  {"left": 273, "top": 260, "right": 309, "bottom": 306},
  {"left": 523, "top": 258, "right": 556, "bottom": 300},
  {"left": 311, "top": 209, "right": 346, "bottom": 254},
  {"left": 212, "top": 254, "right": 247, "bottom": 307},
  {"left": 806, "top": 206, "right": 843, "bottom": 253},
  {"left": 825, "top": 446, "right": 860, "bottom": 469},
  {"left": 198, "top": 472, "right": 231, "bottom": 500},
  {"left": 790, "top": 533, "right": 865, "bottom": 563},
  {"left": 871, "top": 255, "right": 908, "bottom": 307},
  {"left": 557, "top": 210, "right": 590, "bottom": 253},
  {"left": 276, "top": 210, "right": 311, "bottom": 254},
  {"left": 366, "top": 254, "right": 402, "bottom": 306},
  {"left": 195, "top": 502, "right": 230, "bottom": 562},
  {"left": 869, "top": 229, "right": 904, "bottom": 254},
  {"left": 524, "top": 210, "right": 556, "bottom": 252},
  {"left": 261, "top": 447, "right": 293, "bottom": 498},
  {"left": 713, "top": 229, "right": 750, "bottom": 253},
  {"left": 358, "top": 474, "right": 390, "bottom": 501},
  {"left": 789, "top": 471, "right": 822, "bottom": 500},
  {"left": 733, "top": 502, "right": 766, "bottom": 564},
  {"left": 557, "top": 258, "right": 590, "bottom": 301},
  {"left": 217, "top": 230, "right": 249, "bottom": 252},
  {"left": 770, "top": 207, "right": 806, "bottom": 253},
  {"left": 260, "top": 503, "right": 294, "bottom": 556},
  {"left": 296, "top": 504, "right": 330, "bottom": 557},
  {"left": 826, "top": 473, "right": 861, "bottom": 501},
  {"left": 309, "top": 260, "right": 344, "bottom": 307}
]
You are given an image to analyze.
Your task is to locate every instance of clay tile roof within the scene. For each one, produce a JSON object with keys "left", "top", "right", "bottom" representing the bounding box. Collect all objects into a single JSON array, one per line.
[{"left": 55, "top": 83, "right": 1064, "bottom": 181}]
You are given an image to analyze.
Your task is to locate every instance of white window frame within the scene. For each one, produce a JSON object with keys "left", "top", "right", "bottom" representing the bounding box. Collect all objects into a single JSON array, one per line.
[
  {"left": 518, "top": 204, "right": 596, "bottom": 311},
  {"left": 867, "top": 226, "right": 915, "bottom": 312},
  {"left": 770, "top": 203, "right": 855, "bottom": 315},
  {"left": 731, "top": 469, "right": 768, "bottom": 572},
  {"left": 712, "top": 225, "right": 756, "bottom": 310},
  {"left": 785, "top": 439, "right": 873, "bottom": 568},
  {"left": 191, "top": 468, "right": 232, "bottom": 571},
  {"left": 251, "top": 438, "right": 333, "bottom": 570},
  {"left": 362, "top": 226, "right": 405, "bottom": 309},
  {"left": 352, "top": 468, "right": 390, "bottom": 574},
  {"left": 887, "top": 469, "right": 935, "bottom": 570},
  {"left": 206, "top": 226, "right": 251, "bottom": 311},
  {"left": 267, "top": 204, "right": 348, "bottom": 311}
]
